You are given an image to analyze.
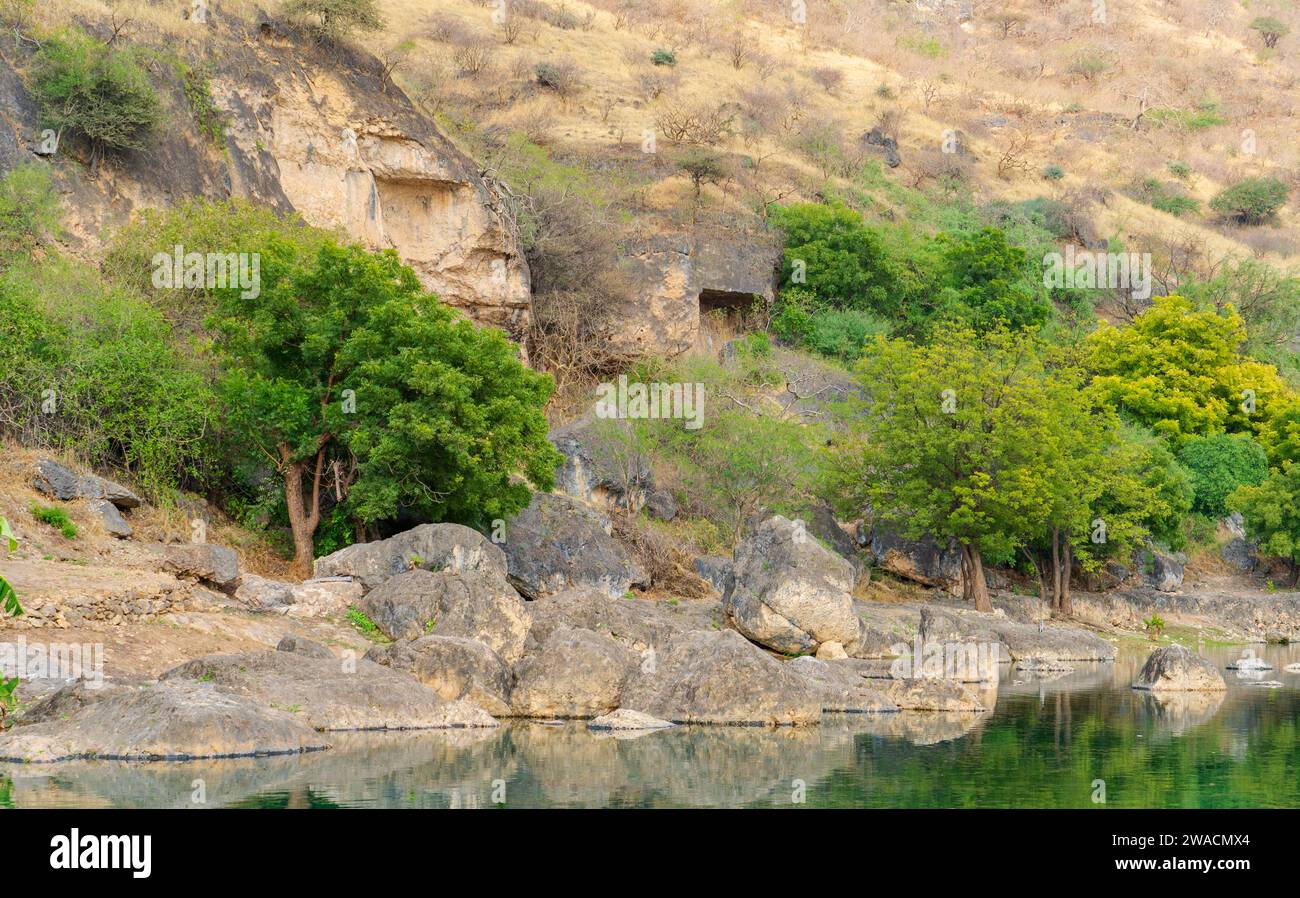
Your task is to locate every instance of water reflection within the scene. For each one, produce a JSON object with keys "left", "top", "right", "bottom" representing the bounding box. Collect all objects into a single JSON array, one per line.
[{"left": 2, "top": 643, "right": 1297, "bottom": 808}]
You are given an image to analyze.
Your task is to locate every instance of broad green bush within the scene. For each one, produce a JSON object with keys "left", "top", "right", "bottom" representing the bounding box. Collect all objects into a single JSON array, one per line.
[
  {"left": 30, "top": 29, "right": 161, "bottom": 161},
  {"left": 1210, "top": 177, "right": 1289, "bottom": 225},
  {"left": 1176, "top": 433, "right": 1269, "bottom": 518}
]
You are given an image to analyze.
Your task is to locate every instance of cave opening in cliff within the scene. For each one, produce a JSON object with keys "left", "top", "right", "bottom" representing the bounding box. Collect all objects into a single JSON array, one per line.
[{"left": 696, "top": 288, "right": 759, "bottom": 350}]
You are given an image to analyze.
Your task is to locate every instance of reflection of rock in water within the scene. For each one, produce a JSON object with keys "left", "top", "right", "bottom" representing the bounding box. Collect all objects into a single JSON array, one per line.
[
  {"left": 1001, "top": 662, "right": 1115, "bottom": 697},
  {"left": 846, "top": 710, "right": 986, "bottom": 745},
  {"left": 1133, "top": 689, "right": 1225, "bottom": 737}
]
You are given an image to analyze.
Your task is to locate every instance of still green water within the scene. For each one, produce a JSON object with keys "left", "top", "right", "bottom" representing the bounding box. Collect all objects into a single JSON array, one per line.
[{"left": 3, "top": 643, "right": 1298, "bottom": 808}]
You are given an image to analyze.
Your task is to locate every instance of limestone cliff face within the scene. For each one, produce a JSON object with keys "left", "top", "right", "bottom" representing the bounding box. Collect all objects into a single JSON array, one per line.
[{"left": 0, "top": 16, "right": 529, "bottom": 340}]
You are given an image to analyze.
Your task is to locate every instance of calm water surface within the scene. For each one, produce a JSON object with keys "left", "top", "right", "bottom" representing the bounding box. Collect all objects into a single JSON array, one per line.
[{"left": 4, "top": 643, "right": 1298, "bottom": 808}]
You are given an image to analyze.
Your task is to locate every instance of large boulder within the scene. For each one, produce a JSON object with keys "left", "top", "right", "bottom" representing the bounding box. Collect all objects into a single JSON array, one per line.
[
  {"left": 1132, "top": 645, "right": 1227, "bottom": 692},
  {"left": 32, "top": 458, "right": 142, "bottom": 508},
  {"left": 161, "top": 543, "right": 240, "bottom": 589},
  {"left": 161, "top": 650, "right": 497, "bottom": 730},
  {"left": 313, "top": 523, "right": 508, "bottom": 592},
  {"left": 869, "top": 526, "right": 963, "bottom": 591},
  {"left": 524, "top": 587, "right": 716, "bottom": 653},
  {"left": 510, "top": 626, "right": 638, "bottom": 718},
  {"left": 619, "top": 629, "right": 822, "bottom": 725},
  {"left": 1138, "top": 545, "right": 1185, "bottom": 592},
  {"left": 502, "top": 492, "right": 648, "bottom": 600},
  {"left": 787, "top": 656, "right": 899, "bottom": 713},
  {"left": 358, "top": 569, "right": 530, "bottom": 663},
  {"left": 879, "top": 677, "right": 986, "bottom": 712},
  {"left": 693, "top": 555, "right": 733, "bottom": 594},
  {"left": 88, "top": 498, "right": 132, "bottom": 538},
  {"left": 235, "top": 574, "right": 363, "bottom": 616},
  {"left": 0, "top": 680, "right": 328, "bottom": 762},
  {"left": 723, "top": 515, "right": 860, "bottom": 654},
  {"left": 366, "top": 635, "right": 513, "bottom": 717}
]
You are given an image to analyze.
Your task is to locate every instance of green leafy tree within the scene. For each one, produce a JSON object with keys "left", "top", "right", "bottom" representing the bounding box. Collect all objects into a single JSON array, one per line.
[
  {"left": 934, "top": 226, "right": 1052, "bottom": 333},
  {"left": 1210, "top": 177, "right": 1289, "bottom": 225},
  {"left": 211, "top": 241, "right": 560, "bottom": 573},
  {"left": 829, "top": 328, "right": 1068, "bottom": 611},
  {"left": 1086, "top": 295, "right": 1289, "bottom": 445},
  {"left": 1176, "top": 433, "right": 1269, "bottom": 517},
  {"left": 282, "top": 0, "right": 385, "bottom": 43},
  {"left": 771, "top": 203, "right": 897, "bottom": 315},
  {"left": 30, "top": 29, "right": 161, "bottom": 165},
  {"left": 1230, "top": 463, "right": 1300, "bottom": 584}
]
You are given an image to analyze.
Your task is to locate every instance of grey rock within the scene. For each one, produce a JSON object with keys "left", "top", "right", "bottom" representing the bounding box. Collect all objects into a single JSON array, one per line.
[
  {"left": 1138, "top": 545, "right": 1186, "bottom": 592},
  {"left": 724, "top": 515, "right": 859, "bottom": 654},
  {"left": 276, "top": 635, "right": 335, "bottom": 660},
  {"left": 161, "top": 650, "right": 497, "bottom": 730},
  {"left": 0, "top": 680, "right": 328, "bottom": 762},
  {"left": 880, "top": 677, "right": 986, "bottom": 712},
  {"left": 869, "top": 526, "right": 963, "bottom": 591},
  {"left": 313, "top": 523, "right": 508, "bottom": 592},
  {"left": 620, "top": 629, "right": 822, "bottom": 725},
  {"left": 234, "top": 573, "right": 294, "bottom": 610},
  {"left": 365, "top": 635, "right": 512, "bottom": 717},
  {"left": 162, "top": 543, "right": 240, "bottom": 589},
  {"left": 1132, "top": 645, "right": 1227, "bottom": 691},
  {"left": 32, "top": 458, "right": 143, "bottom": 508},
  {"left": 1220, "top": 538, "right": 1257, "bottom": 572},
  {"left": 549, "top": 414, "right": 654, "bottom": 509},
  {"left": 510, "top": 626, "right": 638, "bottom": 718},
  {"left": 524, "top": 587, "right": 716, "bottom": 654},
  {"left": 919, "top": 605, "right": 1116, "bottom": 662},
  {"left": 588, "top": 708, "right": 676, "bottom": 731},
  {"left": 88, "top": 499, "right": 132, "bottom": 538},
  {"left": 502, "top": 492, "right": 648, "bottom": 600},
  {"left": 359, "top": 569, "right": 530, "bottom": 663},
  {"left": 788, "top": 656, "right": 899, "bottom": 713},
  {"left": 645, "top": 489, "right": 678, "bottom": 522},
  {"left": 693, "top": 555, "right": 733, "bottom": 594}
]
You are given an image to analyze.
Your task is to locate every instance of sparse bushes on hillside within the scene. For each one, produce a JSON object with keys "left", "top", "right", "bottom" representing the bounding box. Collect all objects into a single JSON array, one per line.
[
  {"left": 534, "top": 60, "right": 583, "bottom": 98},
  {"left": 1249, "top": 16, "right": 1290, "bottom": 49},
  {"left": 650, "top": 48, "right": 676, "bottom": 66},
  {"left": 654, "top": 100, "right": 734, "bottom": 146},
  {"left": 1210, "top": 177, "right": 1289, "bottom": 225},
  {"left": 282, "top": 0, "right": 384, "bottom": 43},
  {"left": 30, "top": 29, "right": 161, "bottom": 165},
  {"left": 0, "top": 164, "right": 60, "bottom": 256}
]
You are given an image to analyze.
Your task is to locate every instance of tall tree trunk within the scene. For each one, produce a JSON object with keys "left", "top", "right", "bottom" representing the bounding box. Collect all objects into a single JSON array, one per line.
[
  {"left": 1060, "top": 538, "right": 1073, "bottom": 617},
  {"left": 281, "top": 444, "right": 326, "bottom": 578},
  {"left": 961, "top": 542, "right": 992, "bottom": 612},
  {"left": 1050, "top": 527, "right": 1062, "bottom": 612}
]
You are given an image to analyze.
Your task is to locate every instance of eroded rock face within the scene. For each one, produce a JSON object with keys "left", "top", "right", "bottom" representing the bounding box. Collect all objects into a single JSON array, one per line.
[
  {"left": 161, "top": 544, "right": 240, "bottom": 589},
  {"left": 610, "top": 232, "right": 781, "bottom": 358},
  {"left": 549, "top": 415, "right": 654, "bottom": 510},
  {"left": 1132, "top": 645, "right": 1227, "bottom": 692},
  {"left": 918, "top": 605, "right": 1116, "bottom": 663},
  {"left": 869, "top": 526, "right": 963, "bottom": 592},
  {"left": 366, "top": 635, "right": 512, "bottom": 717},
  {"left": 161, "top": 651, "right": 497, "bottom": 731},
  {"left": 510, "top": 626, "right": 638, "bottom": 719},
  {"left": 588, "top": 709, "right": 675, "bottom": 731},
  {"left": 236, "top": 574, "right": 363, "bottom": 616},
  {"left": 724, "top": 516, "right": 860, "bottom": 655},
  {"left": 0, "top": 680, "right": 328, "bottom": 762},
  {"left": 502, "top": 492, "right": 648, "bottom": 600},
  {"left": 33, "top": 459, "right": 142, "bottom": 508},
  {"left": 619, "top": 629, "right": 822, "bottom": 725},
  {"left": 88, "top": 499, "right": 132, "bottom": 538},
  {"left": 313, "top": 523, "right": 508, "bottom": 593},
  {"left": 524, "top": 587, "right": 715, "bottom": 653},
  {"left": 879, "top": 678, "right": 986, "bottom": 712},
  {"left": 358, "top": 569, "right": 530, "bottom": 662},
  {"left": 1139, "top": 546, "right": 1186, "bottom": 592},
  {"left": 787, "top": 657, "right": 899, "bottom": 713}
]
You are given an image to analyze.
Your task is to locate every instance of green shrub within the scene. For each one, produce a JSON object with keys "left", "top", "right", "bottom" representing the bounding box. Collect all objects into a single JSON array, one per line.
[
  {"left": 31, "top": 504, "right": 77, "bottom": 539},
  {"left": 1249, "top": 16, "right": 1290, "bottom": 49},
  {"left": 1041, "top": 164, "right": 1065, "bottom": 181},
  {"left": 0, "top": 164, "right": 60, "bottom": 256},
  {"left": 651, "top": 48, "right": 677, "bottom": 66},
  {"left": 30, "top": 29, "right": 161, "bottom": 161},
  {"left": 1210, "top": 177, "right": 1289, "bottom": 225},
  {"left": 1176, "top": 433, "right": 1269, "bottom": 517},
  {"left": 1129, "top": 177, "right": 1199, "bottom": 217},
  {"left": 1166, "top": 160, "right": 1192, "bottom": 179}
]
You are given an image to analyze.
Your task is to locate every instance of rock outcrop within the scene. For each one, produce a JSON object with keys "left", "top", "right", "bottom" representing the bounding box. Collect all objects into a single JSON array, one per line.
[
  {"left": 88, "top": 499, "right": 132, "bottom": 538},
  {"left": 0, "top": 680, "right": 328, "bottom": 763},
  {"left": 161, "top": 544, "right": 241, "bottom": 589},
  {"left": 161, "top": 650, "right": 497, "bottom": 730},
  {"left": 787, "top": 656, "right": 899, "bottom": 713},
  {"left": 619, "top": 629, "right": 822, "bottom": 725},
  {"left": 588, "top": 709, "right": 676, "bottom": 731},
  {"left": 523, "top": 587, "right": 715, "bottom": 653},
  {"left": 32, "top": 459, "right": 142, "bottom": 508},
  {"left": 1138, "top": 545, "right": 1186, "bottom": 592},
  {"left": 1132, "top": 645, "right": 1227, "bottom": 692},
  {"left": 358, "top": 568, "right": 530, "bottom": 662},
  {"left": 918, "top": 605, "right": 1116, "bottom": 662},
  {"left": 510, "top": 626, "right": 638, "bottom": 719},
  {"left": 366, "top": 635, "right": 513, "bottom": 717},
  {"left": 869, "top": 526, "right": 963, "bottom": 592},
  {"left": 502, "top": 492, "right": 647, "bottom": 600},
  {"left": 723, "top": 516, "right": 860, "bottom": 654},
  {"left": 313, "top": 523, "right": 507, "bottom": 593}
]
